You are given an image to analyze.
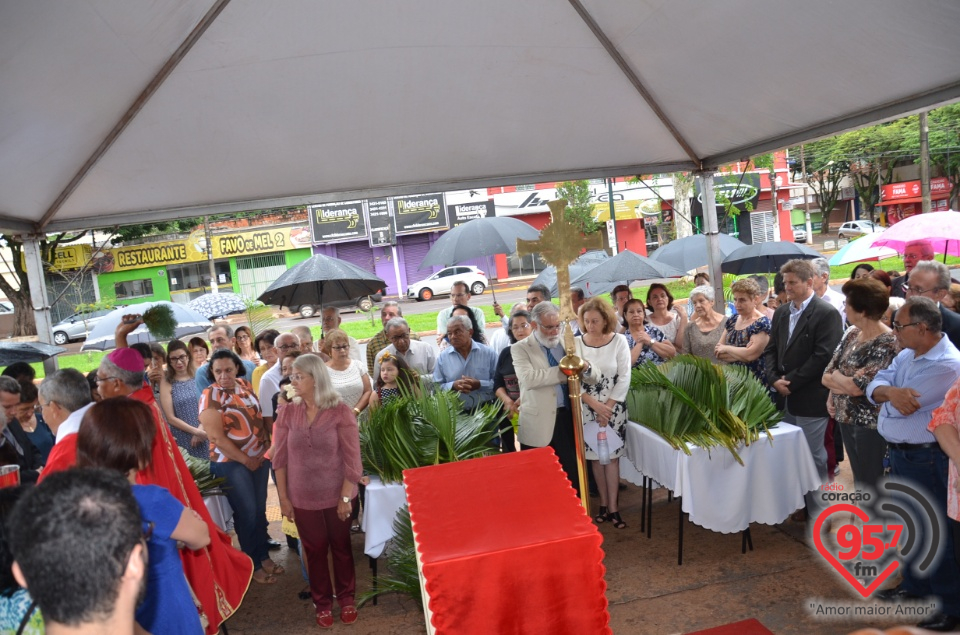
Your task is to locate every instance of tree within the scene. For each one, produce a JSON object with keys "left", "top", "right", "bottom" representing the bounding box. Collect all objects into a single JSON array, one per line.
[
  {"left": 900, "top": 103, "right": 960, "bottom": 208},
  {"left": 789, "top": 139, "right": 851, "bottom": 234},
  {"left": 0, "top": 220, "right": 199, "bottom": 337},
  {"left": 555, "top": 180, "right": 602, "bottom": 234}
]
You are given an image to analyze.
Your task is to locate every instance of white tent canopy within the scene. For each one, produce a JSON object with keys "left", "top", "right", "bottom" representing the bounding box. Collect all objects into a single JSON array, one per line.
[{"left": 2, "top": 0, "right": 959, "bottom": 235}]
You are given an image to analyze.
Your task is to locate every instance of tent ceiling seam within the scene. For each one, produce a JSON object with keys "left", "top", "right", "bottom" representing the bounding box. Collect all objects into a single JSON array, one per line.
[
  {"left": 36, "top": 0, "right": 233, "bottom": 232},
  {"left": 566, "top": 0, "right": 702, "bottom": 169}
]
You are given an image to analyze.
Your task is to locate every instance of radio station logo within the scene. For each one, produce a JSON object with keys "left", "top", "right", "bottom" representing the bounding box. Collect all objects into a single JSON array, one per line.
[{"left": 813, "top": 480, "right": 944, "bottom": 598}]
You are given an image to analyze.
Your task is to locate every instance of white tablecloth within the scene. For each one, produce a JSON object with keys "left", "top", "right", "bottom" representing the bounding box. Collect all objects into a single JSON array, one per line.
[
  {"left": 361, "top": 475, "right": 408, "bottom": 558},
  {"left": 620, "top": 421, "right": 820, "bottom": 534},
  {"left": 204, "top": 494, "right": 234, "bottom": 533}
]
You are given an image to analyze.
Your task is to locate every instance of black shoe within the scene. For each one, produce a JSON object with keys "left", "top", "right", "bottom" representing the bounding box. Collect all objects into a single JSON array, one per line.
[
  {"left": 875, "top": 586, "right": 920, "bottom": 602},
  {"left": 266, "top": 538, "right": 282, "bottom": 551},
  {"left": 917, "top": 612, "right": 960, "bottom": 632}
]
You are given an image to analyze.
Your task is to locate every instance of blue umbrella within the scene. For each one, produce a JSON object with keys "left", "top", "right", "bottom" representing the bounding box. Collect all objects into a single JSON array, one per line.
[
  {"left": 81, "top": 302, "right": 212, "bottom": 351},
  {"left": 187, "top": 292, "right": 250, "bottom": 319}
]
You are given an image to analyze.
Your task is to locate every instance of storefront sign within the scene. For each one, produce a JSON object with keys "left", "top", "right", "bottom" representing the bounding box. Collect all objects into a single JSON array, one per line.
[
  {"left": 449, "top": 200, "right": 495, "bottom": 227},
  {"left": 492, "top": 181, "right": 673, "bottom": 219},
  {"left": 22, "top": 244, "right": 92, "bottom": 271},
  {"left": 393, "top": 193, "right": 448, "bottom": 234},
  {"left": 367, "top": 198, "right": 394, "bottom": 246},
  {"left": 880, "top": 176, "right": 952, "bottom": 202},
  {"left": 110, "top": 239, "right": 206, "bottom": 272},
  {"left": 309, "top": 201, "right": 368, "bottom": 242},
  {"left": 691, "top": 173, "right": 761, "bottom": 217},
  {"left": 212, "top": 227, "right": 309, "bottom": 258}
]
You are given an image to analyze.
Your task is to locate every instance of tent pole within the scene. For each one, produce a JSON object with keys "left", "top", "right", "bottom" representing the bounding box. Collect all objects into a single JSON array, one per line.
[
  {"left": 21, "top": 235, "right": 58, "bottom": 374},
  {"left": 697, "top": 173, "right": 725, "bottom": 312}
]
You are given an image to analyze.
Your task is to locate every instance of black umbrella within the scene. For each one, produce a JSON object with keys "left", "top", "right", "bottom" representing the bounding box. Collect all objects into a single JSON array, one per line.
[
  {"left": 0, "top": 341, "right": 67, "bottom": 366},
  {"left": 532, "top": 250, "right": 612, "bottom": 299},
  {"left": 721, "top": 241, "right": 822, "bottom": 275},
  {"left": 419, "top": 216, "right": 540, "bottom": 302},
  {"left": 570, "top": 250, "right": 685, "bottom": 295},
  {"left": 649, "top": 233, "right": 747, "bottom": 272},
  {"left": 258, "top": 253, "right": 386, "bottom": 310}
]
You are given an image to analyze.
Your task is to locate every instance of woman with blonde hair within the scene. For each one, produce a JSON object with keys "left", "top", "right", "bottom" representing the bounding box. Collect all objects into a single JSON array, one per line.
[
  {"left": 324, "top": 329, "right": 372, "bottom": 417},
  {"left": 575, "top": 296, "right": 631, "bottom": 528},
  {"left": 274, "top": 354, "right": 363, "bottom": 628},
  {"left": 715, "top": 277, "right": 773, "bottom": 396}
]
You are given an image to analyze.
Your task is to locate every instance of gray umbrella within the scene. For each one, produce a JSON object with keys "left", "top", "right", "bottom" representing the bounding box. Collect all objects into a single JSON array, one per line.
[
  {"left": 0, "top": 341, "right": 67, "bottom": 366},
  {"left": 258, "top": 253, "right": 385, "bottom": 310},
  {"left": 649, "top": 233, "right": 747, "bottom": 272},
  {"left": 532, "top": 250, "right": 612, "bottom": 299},
  {"left": 570, "top": 250, "right": 685, "bottom": 296},
  {"left": 721, "top": 241, "right": 822, "bottom": 275},
  {"left": 419, "top": 216, "right": 541, "bottom": 269}
]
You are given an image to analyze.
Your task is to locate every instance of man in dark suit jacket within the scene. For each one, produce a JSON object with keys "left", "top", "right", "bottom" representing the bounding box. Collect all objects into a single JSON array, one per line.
[
  {"left": 763, "top": 259, "right": 843, "bottom": 516},
  {"left": 904, "top": 259, "right": 960, "bottom": 349}
]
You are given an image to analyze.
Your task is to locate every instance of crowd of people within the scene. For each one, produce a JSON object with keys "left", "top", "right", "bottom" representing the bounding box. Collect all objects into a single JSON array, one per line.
[{"left": 3, "top": 237, "right": 960, "bottom": 631}]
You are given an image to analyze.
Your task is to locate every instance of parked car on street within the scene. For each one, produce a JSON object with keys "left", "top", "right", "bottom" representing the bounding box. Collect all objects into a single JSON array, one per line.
[
  {"left": 290, "top": 291, "right": 383, "bottom": 318},
  {"left": 407, "top": 266, "right": 488, "bottom": 301},
  {"left": 52, "top": 308, "right": 117, "bottom": 345},
  {"left": 837, "top": 220, "right": 882, "bottom": 239},
  {"left": 792, "top": 226, "right": 807, "bottom": 243}
]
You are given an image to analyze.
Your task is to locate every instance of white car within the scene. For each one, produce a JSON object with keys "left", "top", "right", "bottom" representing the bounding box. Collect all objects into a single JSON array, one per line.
[
  {"left": 838, "top": 220, "right": 881, "bottom": 239},
  {"left": 792, "top": 226, "right": 807, "bottom": 243},
  {"left": 407, "top": 266, "right": 488, "bottom": 301}
]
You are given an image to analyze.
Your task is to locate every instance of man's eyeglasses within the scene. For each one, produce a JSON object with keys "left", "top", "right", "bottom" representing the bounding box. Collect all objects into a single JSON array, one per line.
[
  {"left": 389, "top": 333, "right": 410, "bottom": 342},
  {"left": 539, "top": 323, "right": 562, "bottom": 333},
  {"left": 902, "top": 283, "right": 939, "bottom": 295},
  {"left": 276, "top": 344, "right": 298, "bottom": 351},
  {"left": 94, "top": 376, "right": 118, "bottom": 384},
  {"left": 891, "top": 321, "right": 921, "bottom": 332}
]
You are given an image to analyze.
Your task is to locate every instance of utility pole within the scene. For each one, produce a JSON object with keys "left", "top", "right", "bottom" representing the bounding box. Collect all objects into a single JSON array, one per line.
[
  {"left": 920, "top": 111, "right": 931, "bottom": 214},
  {"left": 606, "top": 178, "right": 619, "bottom": 255},
  {"left": 204, "top": 216, "right": 218, "bottom": 294},
  {"left": 800, "top": 145, "right": 814, "bottom": 244}
]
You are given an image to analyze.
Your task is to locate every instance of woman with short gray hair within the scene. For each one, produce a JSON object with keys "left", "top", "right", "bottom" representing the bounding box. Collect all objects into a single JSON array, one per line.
[{"left": 683, "top": 285, "right": 726, "bottom": 363}]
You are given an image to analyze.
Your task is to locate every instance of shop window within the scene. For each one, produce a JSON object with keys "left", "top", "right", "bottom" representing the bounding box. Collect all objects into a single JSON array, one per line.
[{"left": 114, "top": 278, "right": 154, "bottom": 299}]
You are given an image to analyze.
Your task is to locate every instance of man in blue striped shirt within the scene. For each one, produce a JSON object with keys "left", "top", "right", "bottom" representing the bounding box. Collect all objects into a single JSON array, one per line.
[{"left": 867, "top": 296, "right": 960, "bottom": 631}]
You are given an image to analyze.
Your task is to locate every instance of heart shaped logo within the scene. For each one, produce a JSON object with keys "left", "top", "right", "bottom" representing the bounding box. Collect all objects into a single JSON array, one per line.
[{"left": 812, "top": 503, "right": 900, "bottom": 598}]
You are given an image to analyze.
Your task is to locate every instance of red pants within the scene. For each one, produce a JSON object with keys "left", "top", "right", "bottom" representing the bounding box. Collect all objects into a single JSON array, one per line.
[{"left": 294, "top": 506, "right": 356, "bottom": 612}]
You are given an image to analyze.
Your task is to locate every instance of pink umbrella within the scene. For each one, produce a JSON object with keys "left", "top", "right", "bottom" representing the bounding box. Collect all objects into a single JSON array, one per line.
[{"left": 873, "top": 210, "right": 960, "bottom": 258}]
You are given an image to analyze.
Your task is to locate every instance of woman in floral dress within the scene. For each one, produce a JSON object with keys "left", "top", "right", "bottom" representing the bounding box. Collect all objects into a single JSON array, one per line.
[
  {"left": 715, "top": 278, "right": 773, "bottom": 396},
  {"left": 576, "top": 297, "right": 631, "bottom": 528}
]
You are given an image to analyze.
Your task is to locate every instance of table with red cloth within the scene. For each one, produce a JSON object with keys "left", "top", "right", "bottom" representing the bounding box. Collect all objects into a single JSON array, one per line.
[{"left": 404, "top": 448, "right": 610, "bottom": 635}]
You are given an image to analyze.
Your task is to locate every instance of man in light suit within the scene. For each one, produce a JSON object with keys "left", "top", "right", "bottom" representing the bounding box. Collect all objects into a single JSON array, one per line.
[
  {"left": 512, "top": 302, "right": 595, "bottom": 496},
  {"left": 763, "top": 258, "right": 843, "bottom": 518}
]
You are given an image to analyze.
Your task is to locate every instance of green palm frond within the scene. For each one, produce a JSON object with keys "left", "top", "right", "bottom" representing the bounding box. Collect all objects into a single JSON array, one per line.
[
  {"left": 179, "top": 447, "right": 227, "bottom": 496},
  {"left": 627, "top": 355, "right": 782, "bottom": 464},
  {"left": 357, "top": 507, "right": 422, "bottom": 608}
]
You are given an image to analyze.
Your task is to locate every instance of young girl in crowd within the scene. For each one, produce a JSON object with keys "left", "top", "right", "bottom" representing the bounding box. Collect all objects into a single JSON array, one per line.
[
  {"left": 76, "top": 398, "right": 211, "bottom": 635},
  {"left": 369, "top": 353, "right": 418, "bottom": 409}
]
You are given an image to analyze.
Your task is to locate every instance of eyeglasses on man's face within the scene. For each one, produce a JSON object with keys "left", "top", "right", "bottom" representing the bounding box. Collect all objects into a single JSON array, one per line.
[{"left": 891, "top": 321, "right": 921, "bottom": 332}]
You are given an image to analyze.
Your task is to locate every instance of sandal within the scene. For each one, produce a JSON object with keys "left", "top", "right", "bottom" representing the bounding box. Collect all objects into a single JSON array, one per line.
[
  {"left": 341, "top": 605, "right": 358, "bottom": 625},
  {"left": 252, "top": 570, "right": 278, "bottom": 585},
  {"left": 316, "top": 610, "right": 334, "bottom": 629},
  {"left": 609, "top": 511, "right": 627, "bottom": 529},
  {"left": 594, "top": 506, "right": 609, "bottom": 523},
  {"left": 261, "top": 560, "right": 285, "bottom": 576},
  {"left": 298, "top": 585, "right": 312, "bottom": 601}
]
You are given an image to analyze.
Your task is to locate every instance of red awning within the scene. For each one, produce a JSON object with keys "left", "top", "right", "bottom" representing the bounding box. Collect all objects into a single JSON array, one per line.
[{"left": 878, "top": 194, "right": 949, "bottom": 206}]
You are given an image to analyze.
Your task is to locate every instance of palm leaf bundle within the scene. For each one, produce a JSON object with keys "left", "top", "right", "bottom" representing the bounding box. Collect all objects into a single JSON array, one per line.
[
  {"left": 359, "top": 387, "right": 499, "bottom": 484},
  {"left": 141, "top": 304, "right": 178, "bottom": 340},
  {"left": 179, "top": 447, "right": 227, "bottom": 496},
  {"left": 626, "top": 355, "right": 780, "bottom": 464}
]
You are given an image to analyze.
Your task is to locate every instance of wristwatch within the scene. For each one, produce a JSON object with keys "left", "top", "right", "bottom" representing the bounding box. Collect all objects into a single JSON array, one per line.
[{"left": 341, "top": 496, "right": 350, "bottom": 504}]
